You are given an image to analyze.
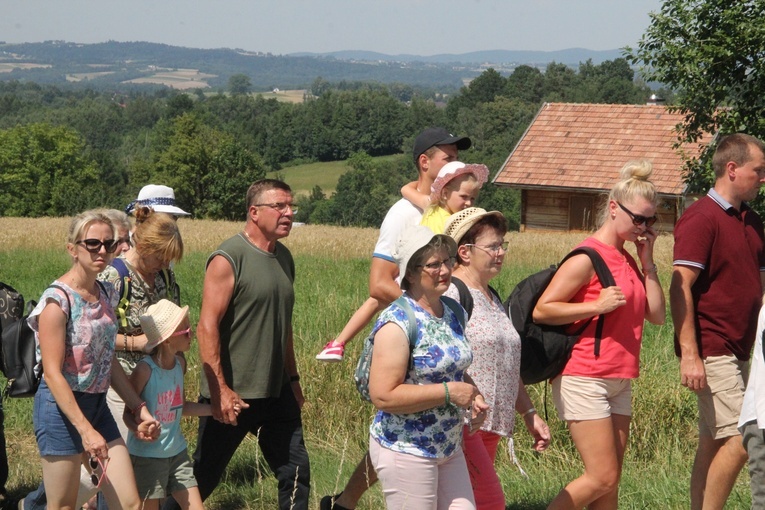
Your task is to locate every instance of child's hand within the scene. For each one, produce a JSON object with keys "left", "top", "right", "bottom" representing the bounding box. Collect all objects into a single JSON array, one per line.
[
  {"left": 233, "top": 399, "right": 250, "bottom": 416},
  {"left": 136, "top": 419, "right": 161, "bottom": 441}
]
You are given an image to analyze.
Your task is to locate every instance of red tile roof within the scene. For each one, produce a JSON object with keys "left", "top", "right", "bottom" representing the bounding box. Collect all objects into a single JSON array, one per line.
[{"left": 493, "top": 102, "right": 712, "bottom": 195}]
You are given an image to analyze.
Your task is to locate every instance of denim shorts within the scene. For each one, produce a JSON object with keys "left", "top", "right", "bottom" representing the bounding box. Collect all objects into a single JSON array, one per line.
[{"left": 34, "top": 378, "right": 121, "bottom": 456}]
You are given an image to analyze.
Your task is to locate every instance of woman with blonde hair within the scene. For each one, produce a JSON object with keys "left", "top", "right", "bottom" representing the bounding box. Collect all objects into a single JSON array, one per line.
[
  {"left": 532, "top": 160, "right": 665, "bottom": 510},
  {"left": 28, "top": 210, "right": 159, "bottom": 510}
]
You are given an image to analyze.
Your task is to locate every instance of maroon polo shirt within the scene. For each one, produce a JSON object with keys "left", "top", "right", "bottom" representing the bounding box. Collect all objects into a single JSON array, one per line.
[{"left": 673, "top": 191, "right": 765, "bottom": 360}]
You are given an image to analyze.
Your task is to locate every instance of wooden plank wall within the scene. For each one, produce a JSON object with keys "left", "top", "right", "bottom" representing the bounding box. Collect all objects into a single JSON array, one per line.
[{"left": 521, "top": 189, "right": 678, "bottom": 233}]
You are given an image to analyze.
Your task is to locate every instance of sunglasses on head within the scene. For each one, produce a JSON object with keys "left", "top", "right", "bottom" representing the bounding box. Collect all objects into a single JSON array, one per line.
[
  {"left": 76, "top": 238, "right": 118, "bottom": 254},
  {"left": 617, "top": 202, "right": 658, "bottom": 227}
]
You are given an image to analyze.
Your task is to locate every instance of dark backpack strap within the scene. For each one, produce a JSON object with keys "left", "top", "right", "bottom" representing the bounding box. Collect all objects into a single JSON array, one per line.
[
  {"left": 159, "top": 269, "right": 181, "bottom": 306},
  {"left": 559, "top": 246, "right": 615, "bottom": 357},
  {"left": 48, "top": 284, "right": 72, "bottom": 324},
  {"left": 451, "top": 277, "right": 474, "bottom": 320},
  {"left": 109, "top": 258, "right": 132, "bottom": 328}
]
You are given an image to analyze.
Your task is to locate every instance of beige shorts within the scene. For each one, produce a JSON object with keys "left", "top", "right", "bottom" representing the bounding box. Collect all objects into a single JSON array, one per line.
[
  {"left": 552, "top": 376, "right": 632, "bottom": 421},
  {"left": 696, "top": 355, "right": 748, "bottom": 440}
]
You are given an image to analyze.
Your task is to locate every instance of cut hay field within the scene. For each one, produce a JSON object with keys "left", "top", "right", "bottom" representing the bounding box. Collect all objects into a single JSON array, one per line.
[
  {"left": 123, "top": 68, "right": 216, "bottom": 90},
  {"left": 0, "top": 62, "right": 50, "bottom": 73},
  {"left": 0, "top": 218, "right": 751, "bottom": 509}
]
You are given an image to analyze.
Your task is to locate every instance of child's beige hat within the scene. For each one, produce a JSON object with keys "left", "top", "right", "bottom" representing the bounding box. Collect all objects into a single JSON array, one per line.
[{"left": 139, "top": 299, "right": 189, "bottom": 350}]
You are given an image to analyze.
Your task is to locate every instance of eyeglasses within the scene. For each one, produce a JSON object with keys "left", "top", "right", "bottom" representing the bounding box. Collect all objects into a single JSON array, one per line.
[
  {"left": 89, "top": 456, "right": 109, "bottom": 488},
  {"left": 76, "top": 239, "right": 118, "bottom": 254},
  {"left": 117, "top": 236, "right": 132, "bottom": 248},
  {"left": 465, "top": 241, "right": 509, "bottom": 255},
  {"left": 417, "top": 256, "right": 456, "bottom": 274},
  {"left": 254, "top": 202, "right": 299, "bottom": 215},
  {"left": 171, "top": 327, "right": 192, "bottom": 338},
  {"left": 617, "top": 202, "right": 658, "bottom": 227}
]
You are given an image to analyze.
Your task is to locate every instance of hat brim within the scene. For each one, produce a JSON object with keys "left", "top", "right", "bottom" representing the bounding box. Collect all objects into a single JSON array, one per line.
[
  {"left": 445, "top": 209, "right": 506, "bottom": 245},
  {"left": 148, "top": 205, "right": 191, "bottom": 216},
  {"left": 439, "top": 135, "right": 471, "bottom": 151}
]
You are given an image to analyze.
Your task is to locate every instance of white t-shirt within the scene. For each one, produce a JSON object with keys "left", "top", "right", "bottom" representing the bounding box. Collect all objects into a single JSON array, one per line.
[
  {"left": 740, "top": 305, "right": 765, "bottom": 430},
  {"left": 372, "top": 198, "right": 423, "bottom": 262}
]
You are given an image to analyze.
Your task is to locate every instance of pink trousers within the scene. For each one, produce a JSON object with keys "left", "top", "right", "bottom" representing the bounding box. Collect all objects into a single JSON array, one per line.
[
  {"left": 370, "top": 435, "right": 476, "bottom": 510},
  {"left": 462, "top": 428, "right": 505, "bottom": 510}
]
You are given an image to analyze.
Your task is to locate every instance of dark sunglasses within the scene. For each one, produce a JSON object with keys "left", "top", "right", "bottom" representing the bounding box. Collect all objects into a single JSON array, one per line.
[
  {"left": 76, "top": 238, "right": 118, "bottom": 254},
  {"left": 617, "top": 202, "right": 657, "bottom": 227}
]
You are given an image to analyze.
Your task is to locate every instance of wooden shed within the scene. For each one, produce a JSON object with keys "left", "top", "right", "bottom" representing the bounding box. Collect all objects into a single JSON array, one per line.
[{"left": 493, "top": 102, "right": 711, "bottom": 232}]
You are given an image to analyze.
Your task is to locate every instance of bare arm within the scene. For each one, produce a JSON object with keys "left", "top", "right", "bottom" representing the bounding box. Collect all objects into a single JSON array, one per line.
[
  {"left": 183, "top": 402, "right": 214, "bottom": 417},
  {"left": 369, "top": 323, "right": 478, "bottom": 414},
  {"left": 198, "top": 255, "right": 241, "bottom": 425},
  {"left": 532, "top": 254, "right": 626, "bottom": 325},
  {"left": 400, "top": 181, "right": 430, "bottom": 210},
  {"left": 635, "top": 226, "right": 665, "bottom": 325},
  {"left": 122, "top": 361, "right": 159, "bottom": 439},
  {"left": 369, "top": 257, "right": 403, "bottom": 304},
  {"left": 669, "top": 265, "right": 706, "bottom": 390},
  {"left": 514, "top": 382, "right": 551, "bottom": 451}
]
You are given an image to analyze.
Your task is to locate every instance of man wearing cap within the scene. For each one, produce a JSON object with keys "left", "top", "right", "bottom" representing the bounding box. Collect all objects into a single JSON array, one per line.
[
  {"left": 321, "top": 127, "right": 471, "bottom": 510},
  {"left": 164, "top": 179, "right": 309, "bottom": 510}
]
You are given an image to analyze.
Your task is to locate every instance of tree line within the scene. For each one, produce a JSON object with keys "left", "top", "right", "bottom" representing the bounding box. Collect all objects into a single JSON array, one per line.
[{"left": 0, "top": 58, "right": 656, "bottom": 226}]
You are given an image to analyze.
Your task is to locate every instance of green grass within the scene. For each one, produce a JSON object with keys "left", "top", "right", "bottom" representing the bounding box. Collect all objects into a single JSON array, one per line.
[
  {"left": 269, "top": 155, "right": 401, "bottom": 196},
  {"left": 0, "top": 228, "right": 753, "bottom": 509}
]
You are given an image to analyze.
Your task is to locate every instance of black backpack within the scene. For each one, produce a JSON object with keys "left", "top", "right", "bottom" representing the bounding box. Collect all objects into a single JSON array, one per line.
[
  {"left": 0, "top": 281, "right": 39, "bottom": 397},
  {"left": 505, "top": 246, "right": 615, "bottom": 385}
]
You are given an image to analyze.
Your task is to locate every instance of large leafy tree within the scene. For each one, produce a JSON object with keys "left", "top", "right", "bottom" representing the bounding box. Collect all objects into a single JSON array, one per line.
[
  {"left": 629, "top": 0, "right": 765, "bottom": 191},
  {"left": 0, "top": 123, "right": 105, "bottom": 216},
  {"left": 151, "top": 113, "right": 266, "bottom": 220}
]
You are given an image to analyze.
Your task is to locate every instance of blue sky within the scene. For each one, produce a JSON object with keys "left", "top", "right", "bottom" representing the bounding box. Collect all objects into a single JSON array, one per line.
[{"left": 1, "top": 0, "right": 664, "bottom": 56}]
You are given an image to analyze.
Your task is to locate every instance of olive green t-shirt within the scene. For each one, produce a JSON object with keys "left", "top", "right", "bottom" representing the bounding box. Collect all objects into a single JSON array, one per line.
[{"left": 199, "top": 233, "right": 295, "bottom": 399}]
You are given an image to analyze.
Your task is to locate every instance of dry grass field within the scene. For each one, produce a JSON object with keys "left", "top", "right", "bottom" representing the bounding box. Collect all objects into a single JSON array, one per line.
[
  {"left": 123, "top": 68, "right": 217, "bottom": 90},
  {"left": 0, "top": 62, "right": 50, "bottom": 73},
  {"left": 0, "top": 216, "right": 675, "bottom": 270}
]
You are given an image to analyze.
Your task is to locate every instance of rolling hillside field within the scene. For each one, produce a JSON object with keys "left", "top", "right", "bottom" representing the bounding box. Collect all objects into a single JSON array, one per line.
[
  {"left": 0, "top": 217, "right": 751, "bottom": 509},
  {"left": 269, "top": 155, "right": 401, "bottom": 196}
]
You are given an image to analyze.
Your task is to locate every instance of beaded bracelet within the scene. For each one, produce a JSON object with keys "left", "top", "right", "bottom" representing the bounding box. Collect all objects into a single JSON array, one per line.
[{"left": 133, "top": 401, "right": 147, "bottom": 418}]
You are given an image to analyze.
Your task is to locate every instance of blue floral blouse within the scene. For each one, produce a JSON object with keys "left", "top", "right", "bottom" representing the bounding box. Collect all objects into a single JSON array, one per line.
[{"left": 369, "top": 294, "right": 473, "bottom": 459}]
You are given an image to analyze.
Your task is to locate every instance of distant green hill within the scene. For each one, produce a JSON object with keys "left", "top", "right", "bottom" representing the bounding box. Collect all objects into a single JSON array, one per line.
[{"left": 269, "top": 155, "right": 402, "bottom": 195}]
